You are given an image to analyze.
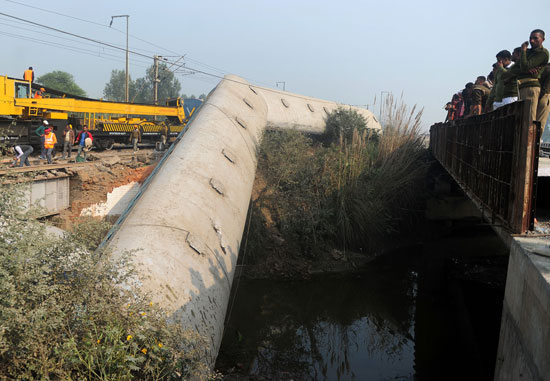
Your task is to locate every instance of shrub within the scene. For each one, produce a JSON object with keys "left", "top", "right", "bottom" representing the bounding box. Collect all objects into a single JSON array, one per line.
[
  {"left": 324, "top": 107, "right": 368, "bottom": 144},
  {"left": 0, "top": 182, "right": 213, "bottom": 379},
  {"left": 249, "top": 100, "right": 427, "bottom": 256}
]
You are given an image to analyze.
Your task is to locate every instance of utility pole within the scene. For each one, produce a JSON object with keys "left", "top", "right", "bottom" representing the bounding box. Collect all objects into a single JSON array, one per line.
[
  {"left": 110, "top": 15, "right": 130, "bottom": 103},
  {"left": 154, "top": 55, "right": 160, "bottom": 105},
  {"left": 153, "top": 55, "right": 161, "bottom": 121}
]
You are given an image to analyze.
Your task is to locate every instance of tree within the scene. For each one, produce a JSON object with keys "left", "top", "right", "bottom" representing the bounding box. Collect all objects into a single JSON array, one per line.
[
  {"left": 36, "top": 71, "right": 86, "bottom": 97},
  {"left": 132, "top": 63, "right": 181, "bottom": 103},
  {"left": 103, "top": 69, "right": 137, "bottom": 102},
  {"left": 198, "top": 94, "right": 206, "bottom": 100},
  {"left": 104, "top": 65, "right": 181, "bottom": 104}
]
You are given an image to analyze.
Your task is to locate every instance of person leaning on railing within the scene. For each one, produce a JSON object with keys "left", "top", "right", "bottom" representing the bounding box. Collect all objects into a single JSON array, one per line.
[
  {"left": 502, "top": 29, "right": 549, "bottom": 123},
  {"left": 537, "top": 64, "right": 550, "bottom": 136}
]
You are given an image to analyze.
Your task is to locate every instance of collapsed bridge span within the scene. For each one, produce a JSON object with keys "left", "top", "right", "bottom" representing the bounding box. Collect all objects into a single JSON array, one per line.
[{"left": 103, "top": 74, "right": 381, "bottom": 363}]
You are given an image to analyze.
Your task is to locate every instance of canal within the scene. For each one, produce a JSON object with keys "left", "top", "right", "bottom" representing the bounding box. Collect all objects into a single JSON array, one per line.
[{"left": 216, "top": 222, "right": 508, "bottom": 380}]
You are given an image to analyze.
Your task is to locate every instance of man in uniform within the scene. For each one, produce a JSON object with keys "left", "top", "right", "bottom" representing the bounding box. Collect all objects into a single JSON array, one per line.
[
  {"left": 503, "top": 29, "right": 549, "bottom": 122},
  {"left": 159, "top": 122, "right": 169, "bottom": 150},
  {"left": 469, "top": 77, "right": 491, "bottom": 116},
  {"left": 537, "top": 64, "right": 550, "bottom": 136},
  {"left": 492, "top": 50, "right": 518, "bottom": 110},
  {"left": 130, "top": 125, "right": 141, "bottom": 152}
]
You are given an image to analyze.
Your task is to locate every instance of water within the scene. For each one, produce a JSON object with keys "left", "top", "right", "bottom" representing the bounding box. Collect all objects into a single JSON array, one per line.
[{"left": 216, "top": 224, "right": 508, "bottom": 380}]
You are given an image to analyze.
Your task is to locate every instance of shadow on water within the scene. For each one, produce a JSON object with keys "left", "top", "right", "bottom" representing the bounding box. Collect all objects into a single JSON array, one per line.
[{"left": 216, "top": 222, "right": 509, "bottom": 380}]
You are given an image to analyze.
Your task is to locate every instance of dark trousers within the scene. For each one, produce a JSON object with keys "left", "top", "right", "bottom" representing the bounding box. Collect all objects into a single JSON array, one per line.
[{"left": 40, "top": 135, "right": 45, "bottom": 158}]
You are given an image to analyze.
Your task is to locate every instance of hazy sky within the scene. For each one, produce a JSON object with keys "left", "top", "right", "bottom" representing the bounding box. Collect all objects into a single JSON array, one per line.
[{"left": 2, "top": 0, "right": 550, "bottom": 130}]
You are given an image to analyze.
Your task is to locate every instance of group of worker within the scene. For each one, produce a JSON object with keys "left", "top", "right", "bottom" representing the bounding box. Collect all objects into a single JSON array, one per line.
[
  {"left": 11, "top": 120, "right": 93, "bottom": 167},
  {"left": 444, "top": 29, "right": 550, "bottom": 132}
]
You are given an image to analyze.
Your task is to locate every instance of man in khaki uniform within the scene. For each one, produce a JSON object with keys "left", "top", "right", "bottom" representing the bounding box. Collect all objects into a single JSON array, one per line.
[
  {"left": 537, "top": 64, "right": 550, "bottom": 135},
  {"left": 130, "top": 125, "right": 141, "bottom": 152},
  {"left": 503, "top": 29, "right": 549, "bottom": 122}
]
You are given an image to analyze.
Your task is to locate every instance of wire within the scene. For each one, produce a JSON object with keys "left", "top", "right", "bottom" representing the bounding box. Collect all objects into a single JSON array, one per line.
[
  {"left": 2, "top": 0, "right": 175, "bottom": 56},
  {"left": 1, "top": 11, "right": 354, "bottom": 106},
  {"left": 0, "top": 11, "right": 153, "bottom": 60}
]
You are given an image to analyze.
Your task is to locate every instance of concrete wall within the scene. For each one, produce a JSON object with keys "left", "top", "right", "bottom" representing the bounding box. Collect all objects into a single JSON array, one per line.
[
  {"left": 254, "top": 85, "right": 381, "bottom": 134},
  {"left": 22, "top": 176, "right": 70, "bottom": 216},
  {"left": 105, "top": 74, "right": 381, "bottom": 364},
  {"left": 494, "top": 237, "right": 550, "bottom": 381}
]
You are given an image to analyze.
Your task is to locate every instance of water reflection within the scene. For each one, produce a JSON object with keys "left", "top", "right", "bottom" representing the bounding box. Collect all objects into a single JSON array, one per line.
[
  {"left": 218, "top": 253, "right": 418, "bottom": 380},
  {"left": 217, "top": 226, "right": 507, "bottom": 380}
]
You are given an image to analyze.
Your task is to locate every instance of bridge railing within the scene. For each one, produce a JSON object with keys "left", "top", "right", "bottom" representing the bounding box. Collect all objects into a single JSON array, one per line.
[{"left": 430, "top": 100, "right": 540, "bottom": 234}]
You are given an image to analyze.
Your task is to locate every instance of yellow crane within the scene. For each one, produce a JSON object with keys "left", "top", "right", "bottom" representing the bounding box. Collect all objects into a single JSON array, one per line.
[{"left": 0, "top": 75, "right": 199, "bottom": 149}]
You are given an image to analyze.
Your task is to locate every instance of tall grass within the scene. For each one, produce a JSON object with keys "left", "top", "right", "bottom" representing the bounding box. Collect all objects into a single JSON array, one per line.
[{"left": 249, "top": 99, "right": 427, "bottom": 257}]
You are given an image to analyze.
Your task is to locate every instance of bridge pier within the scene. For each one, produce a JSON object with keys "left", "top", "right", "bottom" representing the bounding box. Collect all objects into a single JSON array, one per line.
[{"left": 494, "top": 237, "right": 550, "bottom": 381}]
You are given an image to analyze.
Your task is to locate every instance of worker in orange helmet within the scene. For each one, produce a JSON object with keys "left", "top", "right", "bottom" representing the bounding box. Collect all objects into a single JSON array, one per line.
[{"left": 34, "top": 87, "right": 45, "bottom": 99}]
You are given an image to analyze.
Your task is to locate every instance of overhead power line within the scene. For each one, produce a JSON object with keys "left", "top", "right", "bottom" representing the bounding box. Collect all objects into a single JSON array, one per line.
[{"left": 0, "top": 10, "right": 347, "bottom": 105}]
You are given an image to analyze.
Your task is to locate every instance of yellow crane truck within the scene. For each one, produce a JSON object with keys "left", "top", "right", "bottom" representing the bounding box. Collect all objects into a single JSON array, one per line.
[{"left": 0, "top": 75, "right": 200, "bottom": 150}]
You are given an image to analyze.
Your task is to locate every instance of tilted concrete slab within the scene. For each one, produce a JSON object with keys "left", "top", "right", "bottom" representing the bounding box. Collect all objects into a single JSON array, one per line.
[{"left": 105, "top": 75, "right": 381, "bottom": 365}]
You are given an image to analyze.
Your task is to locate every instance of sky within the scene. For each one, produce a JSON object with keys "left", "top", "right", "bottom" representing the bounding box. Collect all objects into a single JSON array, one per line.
[{"left": 1, "top": 0, "right": 550, "bottom": 131}]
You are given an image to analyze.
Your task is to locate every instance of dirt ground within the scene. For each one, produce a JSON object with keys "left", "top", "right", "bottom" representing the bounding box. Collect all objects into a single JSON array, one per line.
[{"left": 52, "top": 154, "right": 158, "bottom": 230}]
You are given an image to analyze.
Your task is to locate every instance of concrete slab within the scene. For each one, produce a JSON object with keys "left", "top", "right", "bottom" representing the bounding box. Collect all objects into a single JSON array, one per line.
[{"left": 495, "top": 235, "right": 550, "bottom": 380}]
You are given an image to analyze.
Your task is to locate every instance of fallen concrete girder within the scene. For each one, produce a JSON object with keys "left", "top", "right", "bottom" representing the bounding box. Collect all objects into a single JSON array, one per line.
[{"left": 105, "top": 74, "right": 381, "bottom": 364}]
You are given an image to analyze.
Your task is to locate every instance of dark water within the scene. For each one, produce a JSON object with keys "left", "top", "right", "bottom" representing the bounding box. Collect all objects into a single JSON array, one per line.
[{"left": 216, "top": 224, "right": 508, "bottom": 380}]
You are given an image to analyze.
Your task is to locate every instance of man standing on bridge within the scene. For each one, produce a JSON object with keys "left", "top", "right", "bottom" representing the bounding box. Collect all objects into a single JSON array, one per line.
[
  {"left": 537, "top": 64, "right": 550, "bottom": 136},
  {"left": 503, "top": 29, "right": 549, "bottom": 123}
]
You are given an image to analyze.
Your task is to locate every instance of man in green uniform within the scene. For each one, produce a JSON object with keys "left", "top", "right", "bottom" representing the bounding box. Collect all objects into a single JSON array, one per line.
[
  {"left": 469, "top": 76, "right": 491, "bottom": 116},
  {"left": 537, "top": 64, "right": 550, "bottom": 135},
  {"left": 503, "top": 29, "right": 549, "bottom": 122}
]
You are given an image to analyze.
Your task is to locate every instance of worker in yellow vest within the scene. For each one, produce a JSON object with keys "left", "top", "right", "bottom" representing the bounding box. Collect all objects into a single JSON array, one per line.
[
  {"left": 23, "top": 67, "right": 34, "bottom": 82},
  {"left": 43, "top": 127, "right": 57, "bottom": 164}
]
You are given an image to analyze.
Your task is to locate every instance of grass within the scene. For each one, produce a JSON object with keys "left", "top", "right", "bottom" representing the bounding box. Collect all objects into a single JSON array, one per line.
[{"left": 246, "top": 97, "right": 427, "bottom": 259}]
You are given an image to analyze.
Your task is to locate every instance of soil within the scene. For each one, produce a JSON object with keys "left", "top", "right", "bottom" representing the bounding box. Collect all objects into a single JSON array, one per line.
[{"left": 52, "top": 156, "right": 158, "bottom": 230}]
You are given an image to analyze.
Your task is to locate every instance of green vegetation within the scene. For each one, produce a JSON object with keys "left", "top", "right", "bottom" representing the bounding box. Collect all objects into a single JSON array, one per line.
[
  {"left": 37, "top": 71, "right": 87, "bottom": 97},
  {"left": 104, "top": 63, "right": 181, "bottom": 103},
  {"left": 248, "top": 96, "right": 427, "bottom": 258},
  {"left": 0, "top": 183, "right": 212, "bottom": 379}
]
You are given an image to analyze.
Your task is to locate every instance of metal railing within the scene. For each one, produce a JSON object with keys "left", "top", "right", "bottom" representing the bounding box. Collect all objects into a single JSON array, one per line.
[{"left": 430, "top": 100, "right": 540, "bottom": 234}]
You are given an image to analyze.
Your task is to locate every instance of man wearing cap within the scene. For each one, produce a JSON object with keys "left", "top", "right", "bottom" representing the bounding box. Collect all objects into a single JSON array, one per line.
[
  {"left": 34, "top": 87, "right": 45, "bottom": 99},
  {"left": 502, "top": 29, "right": 549, "bottom": 122},
  {"left": 35, "top": 120, "right": 49, "bottom": 159},
  {"left": 62, "top": 124, "right": 75, "bottom": 159},
  {"left": 43, "top": 127, "right": 57, "bottom": 164}
]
